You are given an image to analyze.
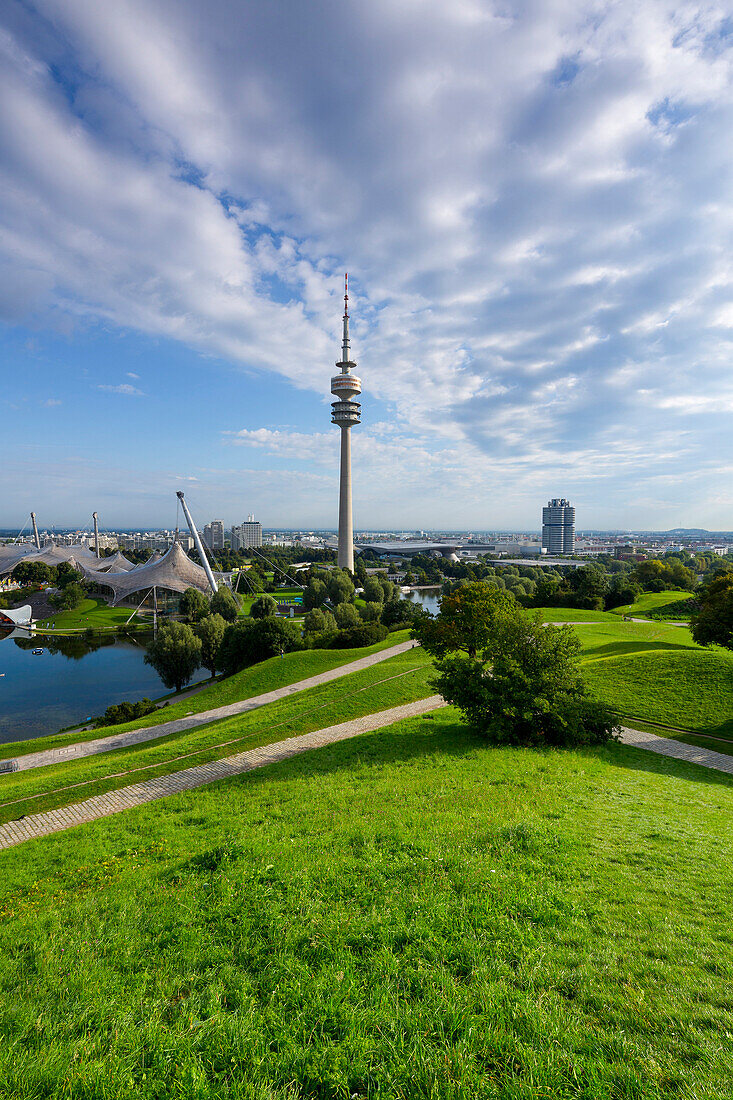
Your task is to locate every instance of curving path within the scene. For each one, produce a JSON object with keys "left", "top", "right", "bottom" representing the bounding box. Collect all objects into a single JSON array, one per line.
[{"left": 0, "top": 640, "right": 420, "bottom": 775}]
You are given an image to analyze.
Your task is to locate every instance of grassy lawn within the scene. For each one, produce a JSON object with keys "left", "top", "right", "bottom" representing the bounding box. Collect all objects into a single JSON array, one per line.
[
  {"left": 35, "top": 597, "right": 143, "bottom": 632},
  {"left": 0, "top": 631, "right": 412, "bottom": 760},
  {"left": 0, "top": 643, "right": 432, "bottom": 824},
  {"left": 584, "top": 649, "right": 733, "bottom": 738},
  {"left": 534, "top": 607, "right": 618, "bottom": 623},
  {"left": 610, "top": 590, "right": 695, "bottom": 620},
  {"left": 1, "top": 715, "right": 733, "bottom": 1097}
]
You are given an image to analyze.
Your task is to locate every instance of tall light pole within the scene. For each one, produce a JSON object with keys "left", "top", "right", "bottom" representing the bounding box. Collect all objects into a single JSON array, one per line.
[
  {"left": 92, "top": 511, "right": 100, "bottom": 558},
  {"left": 331, "top": 274, "right": 361, "bottom": 572}
]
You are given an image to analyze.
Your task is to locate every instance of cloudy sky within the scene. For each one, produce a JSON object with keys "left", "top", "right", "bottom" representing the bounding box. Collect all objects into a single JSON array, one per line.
[{"left": 1, "top": 0, "right": 732, "bottom": 532}]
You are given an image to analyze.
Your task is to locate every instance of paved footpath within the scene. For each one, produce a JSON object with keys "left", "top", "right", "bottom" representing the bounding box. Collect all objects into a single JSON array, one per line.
[
  {"left": 2, "top": 704, "right": 732, "bottom": 851},
  {"left": 1, "top": 640, "right": 419, "bottom": 775},
  {"left": 618, "top": 726, "right": 733, "bottom": 775},
  {"left": 0, "top": 696, "right": 445, "bottom": 849}
]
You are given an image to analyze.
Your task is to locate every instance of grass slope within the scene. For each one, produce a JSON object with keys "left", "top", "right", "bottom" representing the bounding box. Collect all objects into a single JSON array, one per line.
[
  {"left": 534, "top": 607, "right": 618, "bottom": 622},
  {"left": 1, "top": 631, "right": 411, "bottom": 760},
  {"left": 1, "top": 714, "right": 733, "bottom": 1098},
  {"left": 585, "top": 650, "right": 733, "bottom": 737},
  {"left": 0, "top": 644, "right": 432, "bottom": 825},
  {"left": 611, "top": 590, "right": 695, "bottom": 620}
]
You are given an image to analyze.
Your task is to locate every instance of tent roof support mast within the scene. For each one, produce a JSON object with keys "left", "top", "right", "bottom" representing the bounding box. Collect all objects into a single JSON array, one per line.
[
  {"left": 30, "top": 512, "right": 41, "bottom": 550},
  {"left": 175, "top": 492, "right": 218, "bottom": 594}
]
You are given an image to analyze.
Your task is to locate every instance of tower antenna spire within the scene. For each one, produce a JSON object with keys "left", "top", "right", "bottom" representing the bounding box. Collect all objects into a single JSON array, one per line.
[{"left": 331, "top": 271, "right": 362, "bottom": 572}]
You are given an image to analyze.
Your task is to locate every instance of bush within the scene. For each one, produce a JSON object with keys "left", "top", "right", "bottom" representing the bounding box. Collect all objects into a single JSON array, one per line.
[
  {"left": 93, "top": 698, "right": 156, "bottom": 728},
  {"left": 218, "top": 618, "right": 303, "bottom": 676},
  {"left": 330, "top": 623, "right": 388, "bottom": 649},
  {"left": 49, "top": 582, "right": 85, "bottom": 611}
]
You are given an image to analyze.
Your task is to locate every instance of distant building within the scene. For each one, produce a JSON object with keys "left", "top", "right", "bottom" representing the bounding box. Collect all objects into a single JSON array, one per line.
[
  {"left": 231, "top": 515, "right": 263, "bottom": 551},
  {"left": 203, "top": 520, "right": 224, "bottom": 551},
  {"left": 542, "top": 499, "right": 575, "bottom": 554}
]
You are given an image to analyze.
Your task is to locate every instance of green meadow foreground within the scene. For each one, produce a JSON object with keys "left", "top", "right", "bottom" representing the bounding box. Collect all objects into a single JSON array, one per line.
[{"left": 1, "top": 711, "right": 733, "bottom": 1098}]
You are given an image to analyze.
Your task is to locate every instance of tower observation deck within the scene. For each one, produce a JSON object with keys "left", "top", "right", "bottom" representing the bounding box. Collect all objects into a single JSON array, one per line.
[{"left": 331, "top": 274, "right": 361, "bottom": 571}]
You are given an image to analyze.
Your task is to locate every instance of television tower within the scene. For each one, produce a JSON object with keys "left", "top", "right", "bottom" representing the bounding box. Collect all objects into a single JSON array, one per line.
[{"left": 331, "top": 274, "right": 361, "bottom": 572}]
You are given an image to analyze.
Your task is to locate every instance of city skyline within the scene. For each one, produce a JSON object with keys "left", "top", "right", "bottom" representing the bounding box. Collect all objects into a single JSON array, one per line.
[{"left": 1, "top": 3, "right": 733, "bottom": 530}]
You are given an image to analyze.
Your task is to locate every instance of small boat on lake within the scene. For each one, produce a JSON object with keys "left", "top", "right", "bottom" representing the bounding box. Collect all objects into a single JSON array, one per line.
[{"left": 32, "top": 648, "right": 44, "bottom": 655}]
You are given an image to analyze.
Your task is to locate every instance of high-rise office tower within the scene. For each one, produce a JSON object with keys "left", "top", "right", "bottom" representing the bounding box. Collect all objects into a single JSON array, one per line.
[
  {"left": 330, "top": 274, "right": 361, "bottom": 572},
  {"left": 542, "top": 499, "right": 575, "bottom": 554},
  {"left": 232, "top": 515, "right": 262, "bottom": 551},
  {"left": 203, "top": 519, "right": 224, "bottom": 551}
]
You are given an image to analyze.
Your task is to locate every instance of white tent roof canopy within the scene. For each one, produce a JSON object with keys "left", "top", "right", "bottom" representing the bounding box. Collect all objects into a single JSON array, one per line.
[{"left": 80, "top": 540, "right": 213, "bottom": 605}]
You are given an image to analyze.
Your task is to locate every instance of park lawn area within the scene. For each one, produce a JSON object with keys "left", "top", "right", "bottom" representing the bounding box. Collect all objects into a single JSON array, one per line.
[
  {"left": 584, "top": 648, "right": 733, "bottom": 738},
  {"left": 573, "top": 619, "right": 697, "bottom": 660},
  {"left": 2, "top": 715, "right": 733, "bottom": 1098},
  {"left": 535, "top": 607, "right": 618, "bottom": 623},
  {"left": 0, "top": 631, "right": 412, "bottom": 761},
  {"left": 35, "top": 597, "right": 141, "bottom": 632},
  {"left": 0, "top": 641, "right": 432, "bottom": 823},
  {"left": 611, "top": 590, "right": 695, "bottom": 620}
]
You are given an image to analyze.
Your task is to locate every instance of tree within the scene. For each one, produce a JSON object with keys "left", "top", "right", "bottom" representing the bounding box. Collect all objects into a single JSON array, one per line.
[
  {"left": 363, "top": 576, "right": 385, "bottom": 603},
  {"left": 303, "top": 607, "right": 334, "bottom": 635},
  {"left": 50, "top": 582, "right": 85, "bottom": 611},
  {"left": 359, "top": 600, "right": 383, "bottom": 622},
  {"left": 210, "top": 586, "right": 240, "bottom": 622},
  {"left": 429, "top": 603, "right": 617, "bottom": 748},
  {"left": 414, "top": 581, "right": 516, "bottom": 659},
  {"left": 179, "top": 587, "right": 210, "bottom": 623},
  {"left": 334, "top": 602, "right": 360, "bottom": 629},
  {"left": 691, "top": 569, "right": 733, "bottom": 650},
  {"left": 568, "top": 564, "right": 607, "bottom": 601},
  {"left": 218, "top": 618, "right": 302, "bottom": 676},
  {"left": 327, "top": 568, "right": 355, "bottom": 605},
  {"left": 250, "top": 594, "right": 278, "bottom": 619},
  {"left": 194, "top": 613, "right": 227, "bottom": 676},
  {"left": 55, "top": 561, "right": 81, "bottom": 588},
  {"left": 144, "top": 622, "right": 202, "bottom": 692},
  {"left": 303, "top": 579, "right": 327, "bottom": 610},
  {"left": 13, "top": 560, "right": 52, "bottom": 585}
]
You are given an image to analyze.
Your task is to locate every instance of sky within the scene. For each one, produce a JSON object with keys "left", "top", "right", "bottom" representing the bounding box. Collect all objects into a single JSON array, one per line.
[{"left": 1, "top": 0, "right": 732, "bottom": 533}]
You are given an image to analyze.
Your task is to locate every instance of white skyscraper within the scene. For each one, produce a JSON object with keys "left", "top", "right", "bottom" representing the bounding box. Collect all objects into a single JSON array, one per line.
[
  {"left": 231, "top": 515, "right": 262, "bottom": 550},
  {"left": 330, "top": 274, "right": 361, "bottom": 572}
]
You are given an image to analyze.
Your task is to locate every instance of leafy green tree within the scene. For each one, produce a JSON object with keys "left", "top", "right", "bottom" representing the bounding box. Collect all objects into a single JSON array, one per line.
[
  {"left": 429, "top": 603, "right": 617, "bottom": 748},
  {"left": 194, "top": 613, "right": 227, "bottom": 676},
  {"left": 334, "top": 602, "right": 360, "bottom": 629},
  {"left": 303, "top": 607, "right": 328, "bottom": 634},
  {"left": 327, "top": 569, "right": 355, "bottom": 606},
  {"left": 691, "top": 569, "right": 733, "bottom": 650},
  {"left": 210, "top": 586, "right": 240, "bottom": 622},
  {"left": 568, "top": 564, "right": 607, "bottom": 601},
  {"left": 13, "top": 560, "right": 52, "bottom": 585},
  {"left": 363, "top": 576, "right": 385, "bottom": 603},
  {"left": 55, "top": 561, "right": 81, "bottom": 588},
  {"left": 179, "top": 587, "right": 210, "bottom": 623},
  {"left": 303, "top": 579, "right": 327, "bottom": 610},
  {"left": 218, "top": 618, "right": 302, "bottom": 675},
  {"left": 414, "top": 581, "right": 516, "bottom": 659},
  {"left": 50, "top": 582, "right": 86, "bottom": 611},
  {"left": 359, "top": 600, "right": 383, "bottom": 622},
  {"left": 250, "top": 594, "right": 278, "bottom": 619},
  {"left": 144, "top": 622, "right": 202, "bottom": 692}
]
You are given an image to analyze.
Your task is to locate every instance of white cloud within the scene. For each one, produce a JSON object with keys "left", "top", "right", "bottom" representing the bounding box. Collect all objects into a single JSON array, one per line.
[
  {"left": 98, "top": 383, "right": 144, "bottom": 396},
  {"left": 1, "top": 0, "right": 733, "bottom": 524},
  {"left": 42, "top": 397, "right": 61, "bottom": 406}
]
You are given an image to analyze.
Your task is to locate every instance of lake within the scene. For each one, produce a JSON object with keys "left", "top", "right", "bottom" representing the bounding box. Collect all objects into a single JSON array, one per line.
[
  {"left": 0, "top": 630, "right": 166, "bottom": 744},
  {"left": 405, "top": 588, "right": 441, "bottom": 615}
]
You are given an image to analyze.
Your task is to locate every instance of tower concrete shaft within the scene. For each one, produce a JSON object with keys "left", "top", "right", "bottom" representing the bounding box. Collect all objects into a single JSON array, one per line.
[
  {"left": 331, "top": 274, "right": 361, "bottom": 573},
  {"left": 30, "top": 511, "right": 40, "bottom": 550}
]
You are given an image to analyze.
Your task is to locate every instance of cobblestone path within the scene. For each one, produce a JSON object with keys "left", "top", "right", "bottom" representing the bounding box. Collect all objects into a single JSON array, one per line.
[
  {"left": 0, "top": 696, "right": 445, "bottom": 849},
  {"left": 1, "top": 640, "right": 419, "bottom": 774}
]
